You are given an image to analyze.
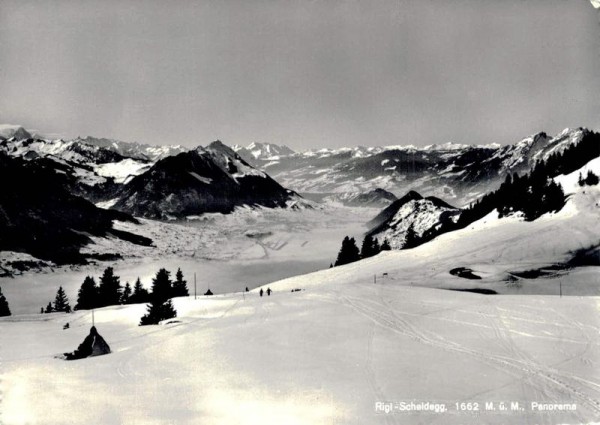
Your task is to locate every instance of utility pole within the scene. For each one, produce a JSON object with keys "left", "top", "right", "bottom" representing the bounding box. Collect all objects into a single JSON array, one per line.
[
  {"left": 194, "top": 273, "right": 197, "bottom": 300},
  {"left": 559, "top": 280, "right": 562, "bottom": 298},
  {"left": 92, "top": 309, "right": 95, "bottom": 327}
]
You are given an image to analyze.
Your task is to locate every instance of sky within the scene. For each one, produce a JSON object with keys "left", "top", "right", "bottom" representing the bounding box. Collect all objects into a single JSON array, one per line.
[{"left": 0, "top": 0, "right": 599, "bottom": 150}]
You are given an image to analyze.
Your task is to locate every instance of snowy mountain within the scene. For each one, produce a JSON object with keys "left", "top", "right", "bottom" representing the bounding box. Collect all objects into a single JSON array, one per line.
[
  {"left": 78, "top": 136, "right": 188, "bottom": 161},
  {"left": 0, "top": 153, "right": 152, "bottom": 266},
  {"left": 324, "top": 188, "right": 397, "bottom": 207},
  {"left": 0, "top": 124, "right": 32, "bottom": 140},
  {"left": 112, "top": 141, "right": 305, "bottom": 219},
  {"left": 0, "top": 137, "right": 151, "bottom": 201},
  {"left": 232, "top": 142, "right": 295, "bottom": 160},
  {"left": 235, "top": 128, "right": 591, "bottom": 207},
  {"left": 367, "top": 191, "right": 460, "bottom": 248}
]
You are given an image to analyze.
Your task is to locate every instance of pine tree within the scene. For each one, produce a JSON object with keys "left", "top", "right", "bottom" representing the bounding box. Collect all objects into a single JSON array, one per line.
[
  {"left": 53, "top": 286, "right": 71, "bottom": 313},
  {"left": 578, "top": 172, "right": 585, "bottom": 187},
  {"left": 130, "top": 277, "right": 150, "bottom": 304},
  {"left": 0, "top": 287, "right": 11, "bottom": 317},
  {"left": 75, "top": 276, "right": 99, "bottom": 310},
  {"left": 585, "top": 170, "right": 599, "bottom": 186},
  {"left": 334, "top": 236, "right": 361, "bottom": 266},
  {"left": 45, "top": 302, "right": 53, "bottom": 313},
  {"left": 139, "top": 299, "right": 177, "bottom": 326},
  {"left": 380, "top": 239, "right": 391, "bottom": 251},
  {"left": 97, "top": 267, "right": 122, "bottom": 307},
  {"left": 403, "top": 225, "right": 419, "bottom": 249},
  {"left": 360, "top": 235, "right": 377, "bottom": 259},
  {"left": 151, "top": 268, "right": 172, "bottom": 301},
  {"left": 139, "top": 268, "right": 177, "bottom": 326},
  {"left": 121, "top": 282, "right": 132, "bottom": 304},
  {"left": 372, "top": 238, "right": 380, "bottom": 255},
  {"left": 172, "top": 268, "right": 189, "bottom": 297}
]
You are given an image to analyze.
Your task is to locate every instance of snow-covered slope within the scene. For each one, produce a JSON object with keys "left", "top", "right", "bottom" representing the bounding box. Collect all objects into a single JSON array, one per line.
[
  {"left": 323, "top": 188, "right": 397, "bottom": 207},
  {"left": 1, "top": 162, "right": 599, "bottom": 424},
  {"left": 78, "top": 136, "right": 188, "bottom": 161},
  {"left": 0, "top": 137, "right": 151, "bottom": 199},
  {"left": 233, "top": 142, "right": 295, "bottom": 160},
  {"left": 367, "top": 191, "right": 460, "bottom": 248},
  {"left": 235, "top": 128, "right": 591, "bottom": 207}
]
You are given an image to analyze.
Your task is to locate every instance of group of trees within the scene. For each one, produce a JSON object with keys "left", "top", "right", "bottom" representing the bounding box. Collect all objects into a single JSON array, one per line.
[
  {"left": 139, "top": 268, "right": 179, "bottom": 326},
  {"left": 578, "top": 170, "right": 599, "bottom": 187},
  {"left": 0, "top": 286, "right": 11, "bottom": 317},
  {"left": 41, "top": 286, "right": 71, "bottom": 314},
  {"left": 73, "top": 266, "right": 188, "bottom": 312},
  {"left": 332, "top": 235, "right": 391, "bottom": 267}
]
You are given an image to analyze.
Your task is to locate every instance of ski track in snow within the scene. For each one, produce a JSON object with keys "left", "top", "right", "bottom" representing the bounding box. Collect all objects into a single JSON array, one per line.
[{"left": 332, "top": 287, "right": 600, "bottom": 422}]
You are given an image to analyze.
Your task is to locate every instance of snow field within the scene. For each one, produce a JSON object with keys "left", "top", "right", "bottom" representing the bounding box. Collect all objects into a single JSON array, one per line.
[{"left": 1, "top": 282, "right": 599, "bottom": 424}]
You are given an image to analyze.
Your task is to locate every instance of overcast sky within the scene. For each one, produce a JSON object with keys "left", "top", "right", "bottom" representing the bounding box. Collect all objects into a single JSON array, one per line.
[{"left": 0, "top": 0, "right": 599, "bottom": 150}]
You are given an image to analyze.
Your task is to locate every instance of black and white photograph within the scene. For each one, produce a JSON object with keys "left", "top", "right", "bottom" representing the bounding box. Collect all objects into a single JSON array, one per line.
[{"left": 0, "top": 0, "right": 599, "bottom": 424}]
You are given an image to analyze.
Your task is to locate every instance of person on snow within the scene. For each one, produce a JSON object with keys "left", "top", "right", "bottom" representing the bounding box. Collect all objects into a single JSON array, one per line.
[
  {"left": 267, "top": 288, "right": 272, "bottom": 296},
  {"left": 259, "top": 288, "right": 264, "bottom": 297},
  {"left": 64, "top": 326, "right": 111, "bottom": 360}
]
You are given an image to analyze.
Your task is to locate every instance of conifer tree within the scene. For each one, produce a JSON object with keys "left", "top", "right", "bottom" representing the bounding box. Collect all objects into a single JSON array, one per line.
[
  {"left": 75, "top": 276, "right": 99, "bottom": 310},
  {"left": 0, "top": 287, "right": 11, "bottom": 317},
  {"left": 121, "top": 282, "right": 132, "bottom": 304},
  {"left": 172, "top": 268, "right": 189, "bottom": 297},
  {"left": 372, "top": 238, "right": 380, "bottom": 254},
  {"left": 139, "top": 268, "right": 177, "bottom": 326},
  {"left": 403, "top": 225, "right": 419, "bottom": 249},
  {"left": 585, "top": 170, "right": 599, "bottom": 186},
  {"left": 130, "top": 277, "right": 150, "bottom": 304},
  {"left": 98, "top": 267, "right": 122, "bottom": 307},
  {"left": 360, "top": 235, "right": 377, "bottom": 259},
  {"left": 334, "top": 236, "right": 361, "bottom": 266},
  {"left": 380, "top": 239, "right": 391, "bottom": 251},
  {"left": 53, "top": 286, "right": 71, "bottom": 313},
  {"left": 45, "top": 302, "right": 53, "bottom": 313}
]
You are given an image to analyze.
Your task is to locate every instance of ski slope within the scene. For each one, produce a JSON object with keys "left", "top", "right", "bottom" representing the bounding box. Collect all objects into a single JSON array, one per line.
[
  {"left": 1, "top": 160, "right": 599, "bottom": 424},
  {"left": 1, "top": 282, "right": 599, "bottom": 424}
]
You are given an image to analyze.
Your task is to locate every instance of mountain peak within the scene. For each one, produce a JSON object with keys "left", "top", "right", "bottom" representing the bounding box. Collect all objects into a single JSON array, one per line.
[{"left": 0, "top": 124, "right": 32, "bottom": 140}]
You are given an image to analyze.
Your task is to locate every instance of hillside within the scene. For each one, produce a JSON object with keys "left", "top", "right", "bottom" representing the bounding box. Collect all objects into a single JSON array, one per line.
[
  {"left": 112, "top": 141, "right": 304, "bottom": 219},
  {"left": 366, "top": 191, "right": 460, "bottom": 249},
  {"left": 0, "top": 153, "right": 152, "bottom": 266},
  {"left": 1, "top": 157, "right": 599, "bottom": 424}
]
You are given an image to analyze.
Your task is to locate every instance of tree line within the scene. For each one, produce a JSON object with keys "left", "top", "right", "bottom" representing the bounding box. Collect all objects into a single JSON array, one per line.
[
  {"left": 332, "top": 235, "right": 391, "bottom": 267},
  {"left": 38, "top": 266, "right": 189, "bottom": 325}
]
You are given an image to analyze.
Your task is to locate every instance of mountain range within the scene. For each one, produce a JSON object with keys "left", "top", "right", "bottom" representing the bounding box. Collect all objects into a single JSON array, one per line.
[
  {"left": 1, "top": 123, "right": 598, "bottom": 266},
  {"left": 233, "top": 128, "right": 588, "bottom": 207}
]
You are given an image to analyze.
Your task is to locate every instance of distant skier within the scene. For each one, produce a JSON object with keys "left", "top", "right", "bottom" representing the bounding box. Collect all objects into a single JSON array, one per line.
[
  {"left": 64, "top": 326, "right": 111, "bottom": 360},
  {"left": 267, "top": 288, "right": 272, "bottom": 296},
  {"left": 259, "top": 288, "right": 264, "bottom": 297},
  {"left": 245, "top": 287, "right": 249, "bottom": 292}
]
